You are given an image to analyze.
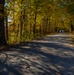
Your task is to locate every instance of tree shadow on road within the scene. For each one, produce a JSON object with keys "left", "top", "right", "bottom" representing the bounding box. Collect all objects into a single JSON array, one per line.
[
  {"left": 0, "top": 52, "right": 23, "bottom": 75},
  {"left": 1, "top": 34, "right": 74, "bottom": 75},
  {"left": 6, "top": 40, "right": 74, "bottom": 75}
]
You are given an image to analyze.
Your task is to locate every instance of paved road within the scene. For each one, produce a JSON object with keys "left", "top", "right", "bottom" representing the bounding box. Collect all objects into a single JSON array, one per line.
[{"left": 0, "top": 33, "right": 74, "bottom": 75}]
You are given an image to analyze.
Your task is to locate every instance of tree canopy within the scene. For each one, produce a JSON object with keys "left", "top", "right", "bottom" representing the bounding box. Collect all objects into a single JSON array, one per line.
[{"left": 0, "top": 0, "right": 74, "bottom": 45}]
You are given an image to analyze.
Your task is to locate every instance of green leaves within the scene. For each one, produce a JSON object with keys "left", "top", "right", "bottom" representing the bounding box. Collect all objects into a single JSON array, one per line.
[{"left": 4, "top": 0, "right": 74, "bottom": 44}]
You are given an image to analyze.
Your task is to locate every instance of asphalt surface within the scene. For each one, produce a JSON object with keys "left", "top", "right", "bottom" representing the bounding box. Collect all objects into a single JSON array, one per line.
[{"left": 0, "top": 33, "right": 74, "bottom": 75}]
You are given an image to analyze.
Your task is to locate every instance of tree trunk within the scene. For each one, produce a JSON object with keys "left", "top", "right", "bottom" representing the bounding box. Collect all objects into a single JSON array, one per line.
[
  {"left": 0, "top": 0, "right": 6, "bottom": 45},
  {"left": 5, "top": 15, "right": 9, "bottom": 41},
  {"left": 33, "top": 10, "right": 37, "bottom": 38}
]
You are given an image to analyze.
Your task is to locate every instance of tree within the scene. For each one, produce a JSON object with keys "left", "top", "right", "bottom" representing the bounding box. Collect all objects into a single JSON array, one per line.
[
  {"left": 0, "top": 0, "right": 6, "bottom": 45},
  {"left": 67, "top": 0, "right": 74, "bottom": 32}
]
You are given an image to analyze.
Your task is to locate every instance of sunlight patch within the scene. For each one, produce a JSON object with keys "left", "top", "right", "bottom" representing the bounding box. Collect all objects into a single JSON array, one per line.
[
  {"left": 20, "top": 46, "right": 31, "bottom": 49},
  {"left": 63, "top": 51, "right": 74, "bottom": 56},
  {"left": 64, "top": 43, "right": 74, "bottom": 47}
]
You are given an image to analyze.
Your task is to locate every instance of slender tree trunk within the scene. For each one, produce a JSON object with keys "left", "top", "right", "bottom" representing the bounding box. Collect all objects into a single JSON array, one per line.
[
  {"left": 19, "top": 0, "right": 23, "bottom": 42},
  {"left": 5, "top": 15, "right": 9, "bottom": 41},
  {"left": 33, "top": 10, "right": 37, "bottom": 38},
  {"left": 39, "top": 24, "right": 42, "bottom": 36},
  {"left": 45, "top": 17, "right": 48, "bottom": 34},
  {"left": 0, "top": 0, "right": 6, "bottom": 45},
  {"left": 20, "top": 13, "right": 23, "bottom": 42}
]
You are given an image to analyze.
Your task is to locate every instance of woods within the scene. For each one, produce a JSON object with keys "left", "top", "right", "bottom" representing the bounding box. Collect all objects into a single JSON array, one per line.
[
  {"left": 0, "top": 0, "right": 74, "bottom": 45},
  {"left": 0, "top": 1, "right": 74, "bottom": 75}
]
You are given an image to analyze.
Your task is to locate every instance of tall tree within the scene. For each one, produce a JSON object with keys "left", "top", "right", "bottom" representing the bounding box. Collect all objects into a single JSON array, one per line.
[{"left": 0, "top": 0, "right": 6, "bottom": 45}]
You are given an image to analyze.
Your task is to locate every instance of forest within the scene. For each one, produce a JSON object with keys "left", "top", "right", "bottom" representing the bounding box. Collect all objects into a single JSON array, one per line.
[
  {"left": 0, "top": 0, "right": 74, "bottom": 75},
  {"left": 0, "top": 0, "right": 74, "bottom": 45}
]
